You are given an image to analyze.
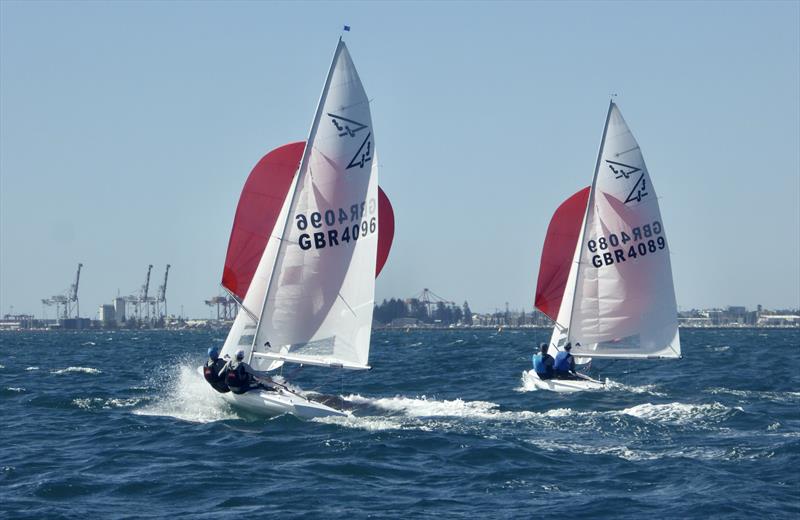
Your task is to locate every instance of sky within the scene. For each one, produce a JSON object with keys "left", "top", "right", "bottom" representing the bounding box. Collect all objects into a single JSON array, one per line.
[{"left": 1, "top": 0, "right": 798, "bottom": 318}]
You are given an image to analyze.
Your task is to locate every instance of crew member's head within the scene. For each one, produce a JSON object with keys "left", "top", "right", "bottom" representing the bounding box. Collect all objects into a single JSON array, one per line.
[
  {"left": 235, "top": 349, "right": 245, "bottom": 361},
  {"left": 540, "top": 343, "right": 548, "bottom": 353},
  {"left": 207, "top": 347, "right": 219, "bottom": 360},
  {"left": 564, "top": 343, "right": 572, "bottom": 351}
]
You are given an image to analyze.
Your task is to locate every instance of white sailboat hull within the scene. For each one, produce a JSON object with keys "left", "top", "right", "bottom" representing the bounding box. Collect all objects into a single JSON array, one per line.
[
  {"left": 220, "top": 387, "right": 346, "bottom": 419},
  {"left": 522, "top": 370, "right": 605, "bottom": 393}
]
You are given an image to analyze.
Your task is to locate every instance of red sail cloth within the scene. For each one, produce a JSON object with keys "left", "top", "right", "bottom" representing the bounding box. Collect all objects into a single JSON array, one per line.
[
  {"left": 534, "top": 186, "right": 590, "bottom": 321},
  {"left": 222, "top": 141, "right": 394, "bottom": 301}
]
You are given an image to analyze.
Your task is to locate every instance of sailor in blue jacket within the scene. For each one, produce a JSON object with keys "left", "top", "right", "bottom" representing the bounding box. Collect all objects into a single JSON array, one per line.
[
  {"left": 532, "top": 343, "right": 555, "bottom": 380},
  {"left": 554, "top": 343, "right": 577, "bottom": 379}
]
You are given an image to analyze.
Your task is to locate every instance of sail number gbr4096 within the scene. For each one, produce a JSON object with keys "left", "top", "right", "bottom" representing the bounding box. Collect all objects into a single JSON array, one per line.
[
  {"left": 587, "top": 220, "right": 666, "bottom": 268},
  {"left": 295, "top": 198, "right": 377, "bottom": 251}
]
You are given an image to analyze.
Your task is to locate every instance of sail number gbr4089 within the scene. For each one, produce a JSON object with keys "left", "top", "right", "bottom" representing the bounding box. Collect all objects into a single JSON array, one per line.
[
  {"left": 587, "top": 220, "right": 666, "bottom": 268},
  {"left": 295, "top": 198, "right": 377, "bottom": 251}
]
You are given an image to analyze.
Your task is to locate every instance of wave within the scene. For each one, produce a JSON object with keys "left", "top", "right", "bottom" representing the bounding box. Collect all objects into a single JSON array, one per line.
[
  {"left": 81, "top": 341, "right": 96, "bottom": 346},
  {"left": 73, "top": 397, "right": 145, "bottom": 410},
  {"left": 605, "top": 379, "right": 668, "bottom": 397},
  {"left": 25, "top": 366, "right": 40, "bottom": 371},
  {"left": 620, "top": 402, "right": 740, "bottom": 425},
  {"left": 526, "top": 438, "right": 746, "bottom": 462},
  {"left": 133, "top": 361, "right": 237, "bottom": 423},
  {"left": 706, "top": 387, "right": 800, "bottom": 403},
  {"left": 4, "top": 387, "right": 25, "bottom": 393},
  {"left": 51, "top": 366, "right": 102, "bottom": 375}
]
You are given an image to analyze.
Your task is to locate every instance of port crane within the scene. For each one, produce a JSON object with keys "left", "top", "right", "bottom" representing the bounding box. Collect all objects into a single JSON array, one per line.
[
  {"left": 41, "top": 263, "right": 83, "bottom": 320},
  {"left": 155, "top": 264, "right": 171, "bottom": 319},
  {"left": 411, "top": 288, "right": 455, "bottom": 317},
  {"left": 205, "top": 295, "right": 238, "bottom": 321},
  {"left": 125, "top": 264, "right": 153, "bottom": 320}
]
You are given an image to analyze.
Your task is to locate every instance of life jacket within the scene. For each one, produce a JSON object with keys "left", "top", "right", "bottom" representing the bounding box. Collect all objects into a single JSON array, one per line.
[
  {"left": 203, "top": 358, "right": 230, "bottom": 393},
  {"left": 554, "top": 351, "right": 574, "bottom": 373},
  {"left": 532, "top": 354, "right": 554, "bottom": 379},
  {"left": 226, "top": 361, "right": 251, "bottom": 394}
]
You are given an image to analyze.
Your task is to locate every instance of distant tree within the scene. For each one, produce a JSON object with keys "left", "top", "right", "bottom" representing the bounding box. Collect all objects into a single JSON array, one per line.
[
  {"left": 408, "top": 299, "right": 428, "bottom": 321},
  {"left": 462, "top": 301, "right": 473, "bottom": 325},
  {"left": 453, "top": 305, "right": 463, "bottom": 324}
]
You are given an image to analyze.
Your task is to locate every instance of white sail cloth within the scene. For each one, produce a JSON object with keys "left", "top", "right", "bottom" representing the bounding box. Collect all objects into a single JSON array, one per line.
[
  {"left": 557, "top": 103, "right": 680, "bottom": 359},
  {"left": 228, "top": 40, "right": 377, "bottom": 371}
]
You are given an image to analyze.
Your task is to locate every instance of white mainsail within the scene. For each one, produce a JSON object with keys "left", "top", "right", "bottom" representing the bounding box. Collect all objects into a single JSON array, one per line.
[
  {"left": 221, "top": 39, "right": 378, "bottom": 372},
  {"left": 551, "top": 102, "right": 680, "bottom": 360}
]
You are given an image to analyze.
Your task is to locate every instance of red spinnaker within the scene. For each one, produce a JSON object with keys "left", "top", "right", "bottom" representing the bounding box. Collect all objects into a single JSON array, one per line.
[
  {"left": 376, "top": 186, "right": 394, "bottom": 277},
  {"left": 534, "top": 186, "right": 590, "bottom": 321},
  {"left": 222, "top": 141, "right": 394, "bottom": 301}
]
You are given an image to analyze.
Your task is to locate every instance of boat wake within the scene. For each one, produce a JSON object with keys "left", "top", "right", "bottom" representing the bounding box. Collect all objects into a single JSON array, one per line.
[
  {"left": 133, "top": 361, "right": 237, "bottom": 423},
  {"left": 619, "top": 401, "right": 741, "bottom": 426},
  {"left": 314, "top": 394, "right": 574, "bottom": 431},
  {"left": 315, "top": 393, "right": 743, "bottom": 436}
]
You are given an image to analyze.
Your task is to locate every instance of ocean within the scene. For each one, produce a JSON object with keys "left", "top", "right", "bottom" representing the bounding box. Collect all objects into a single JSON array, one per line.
[{"left": 1, "top": 328, "right": 798, "bottom": 518}]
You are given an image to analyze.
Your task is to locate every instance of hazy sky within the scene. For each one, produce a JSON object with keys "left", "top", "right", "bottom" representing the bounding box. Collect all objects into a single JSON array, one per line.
[{"left": 1, "top": 1, "right": 798, "bottom": 318}]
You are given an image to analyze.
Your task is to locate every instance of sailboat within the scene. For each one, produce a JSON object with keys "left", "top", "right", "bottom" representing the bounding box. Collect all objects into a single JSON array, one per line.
[
  {"left": 211, "top": 37, "right": 394, "bottom": 417},
  {"left": 525, "top": 101, "right": 681, "bottom": 392}
]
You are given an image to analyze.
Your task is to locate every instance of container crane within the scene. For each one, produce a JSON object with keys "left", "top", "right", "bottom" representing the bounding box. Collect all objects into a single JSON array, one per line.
[
  {"left": 41, "top": 263, "right": 83, "bottom": 320},
  {"left": 156, "top": 264, "right": 170, "bottom": 319}
]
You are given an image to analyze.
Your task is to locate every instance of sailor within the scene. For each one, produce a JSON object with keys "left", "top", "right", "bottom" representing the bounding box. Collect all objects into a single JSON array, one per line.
[
  {"left": 223, "top": 349, "right": 275, "bottom": 394},
  {"left": 554, "top": 343, "right": 577, "bottom": 379},
  {"left": 202, "top": 347, "right": 230, "bottom": 393},
  {"left": 532, "top": 343, "right": 555, "bottom": 380}
]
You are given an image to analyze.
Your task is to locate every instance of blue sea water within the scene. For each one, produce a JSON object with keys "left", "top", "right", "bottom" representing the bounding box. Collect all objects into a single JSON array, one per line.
[{"left": 1, "top": 328, "right": 798, "bottom": 519}]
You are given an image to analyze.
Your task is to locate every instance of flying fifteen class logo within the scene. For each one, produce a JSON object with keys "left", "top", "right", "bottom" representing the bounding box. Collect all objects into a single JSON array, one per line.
[
  {"left": 605, "top": 160, "right": 641, "bottom": 179},
  {"left": 346, "top": 133, "right": 372, "bottom": 169},
  {"left": 327, "top": 113, "right": 373, "bottom": 170},
  {"left": 624, "top": 174, "right": 648, "bottom": 204},
  {"left": 327, "top": 113, "right": 368, "bottom": 137}
]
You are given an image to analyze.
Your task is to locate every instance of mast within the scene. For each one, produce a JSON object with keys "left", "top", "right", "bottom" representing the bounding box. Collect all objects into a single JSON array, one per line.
[
  {"left": 249, "top": 38, "right": 347, "bottom": 363},
  {"left": 565, "top": 100, "right": 615, "bottom": 346}
]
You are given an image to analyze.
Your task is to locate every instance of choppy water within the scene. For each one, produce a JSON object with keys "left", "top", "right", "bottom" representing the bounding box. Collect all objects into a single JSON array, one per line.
[{"left": 1, "top": 328, "right": 798, "bottom": 518}]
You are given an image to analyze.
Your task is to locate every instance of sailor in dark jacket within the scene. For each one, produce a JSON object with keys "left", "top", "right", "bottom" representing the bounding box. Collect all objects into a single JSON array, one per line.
[
  {"left": 223, "top": 349, "right": 275, "bottom": 395},
  {"left": 203, "top": 347, "right": 230, "bottom": 393}
]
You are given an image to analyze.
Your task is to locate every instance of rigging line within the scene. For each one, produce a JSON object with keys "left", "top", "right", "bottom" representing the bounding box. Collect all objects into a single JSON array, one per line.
[
  {"left": 221, "top": 286, "right": 258, "bottom": 322},
  {"left": 304, "top": 369, "right": 349, "bottom": 395},
  {"left": 621, "top": 362, "right": 664, "bottom": 377},
  {"left": 595, "top": 359, "right": 618, "bottom": 377},
  {"left": 337, "top": 292, "right": 358, "bottom": 318},
  {"left": 614, "top": 145, "right": 640, "bottom": 157},
  {"left": 285, "top": 364, "right": 304, "bottom": 381}
]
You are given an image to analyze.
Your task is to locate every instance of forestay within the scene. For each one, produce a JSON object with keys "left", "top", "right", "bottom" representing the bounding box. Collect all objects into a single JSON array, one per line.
[
  {"left": 249, "top": 40, "right": 378, "bottom": 370},
  {"left": 541, "top": 102, "right": 680, "bottom": 360}
]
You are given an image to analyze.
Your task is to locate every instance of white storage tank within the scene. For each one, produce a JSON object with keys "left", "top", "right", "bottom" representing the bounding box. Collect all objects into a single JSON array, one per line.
[{"left": 114, "top": 297, "right": 126, "bottom": 323}]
